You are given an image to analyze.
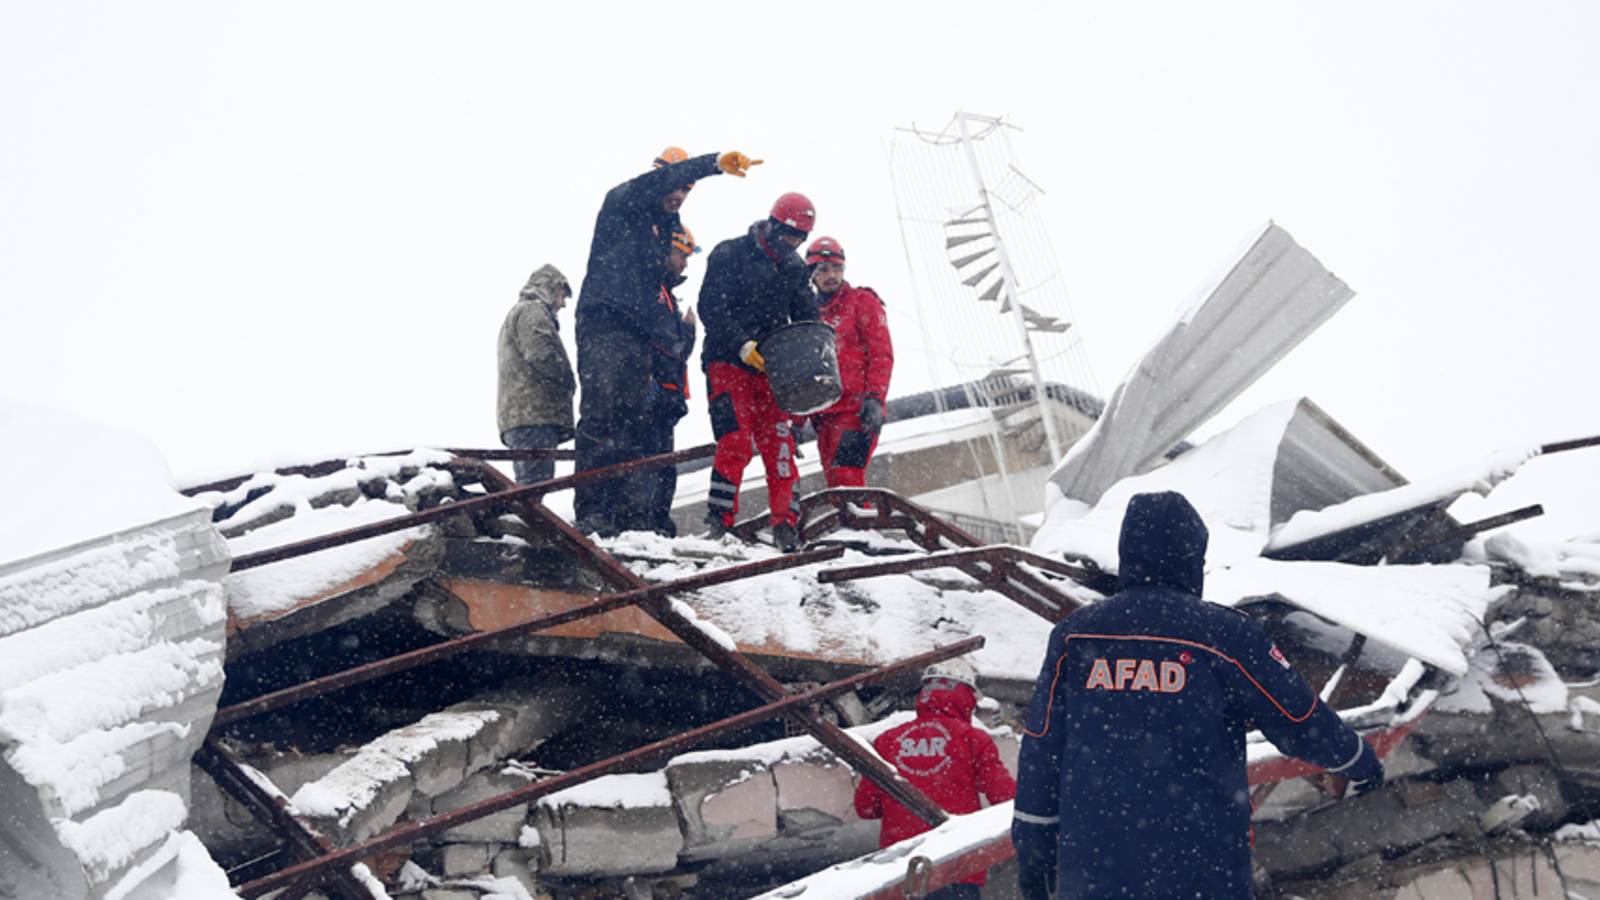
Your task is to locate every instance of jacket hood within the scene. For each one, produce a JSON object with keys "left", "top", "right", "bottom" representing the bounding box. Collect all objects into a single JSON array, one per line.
[
  {"left": 915, "top": 678, "right": 978, "bottom": 722},
  {"left": 1116, "top": 490, "right": 1208, "bottom": 597},
  {"left": 520, "top": 264, "right": 570, "bottom": 306}
]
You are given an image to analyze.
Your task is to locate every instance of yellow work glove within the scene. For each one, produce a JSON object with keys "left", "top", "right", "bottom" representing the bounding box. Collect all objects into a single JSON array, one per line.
[
  {"left": 719, "top": 151, "right": 763, "bottom": 178},
  {"left": 739, "top": 340, "right": 766, "bottom": 371}
]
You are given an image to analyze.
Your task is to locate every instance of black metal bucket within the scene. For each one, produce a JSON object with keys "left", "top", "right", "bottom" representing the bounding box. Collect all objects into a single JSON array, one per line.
[{"left": 760, "top": 320, "right": 842, "bottom": 415}]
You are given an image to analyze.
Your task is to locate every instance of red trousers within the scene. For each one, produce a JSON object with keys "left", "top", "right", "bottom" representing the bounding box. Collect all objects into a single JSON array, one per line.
[
  {"left": 706, "top": 362, "right": 799, "bottom": 527},
  {"left": 814, "top": 407, "right": 880, "bottom": 488}
]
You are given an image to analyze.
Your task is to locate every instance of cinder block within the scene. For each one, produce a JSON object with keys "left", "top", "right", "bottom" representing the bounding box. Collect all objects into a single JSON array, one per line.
[
  {"left": 534, "top": 802, "right": 682, "bottom": 877},
  {"left": 773, "top": 761, "right": 855, "bottom": 824},
  {"left": 667, "top": 757, "right": 775, "bottom": 848},
  {"left": 433, "top": 769, "right": 532, "bottom": 843},
  {"left": 440, "top": 842, "right": 494, "bottom": 877}
]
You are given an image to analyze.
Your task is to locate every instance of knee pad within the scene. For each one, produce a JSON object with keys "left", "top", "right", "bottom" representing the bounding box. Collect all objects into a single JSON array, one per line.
[
  {"left": 834, "top": 429, "right": 876, "bottom": 470},
  {"left": 710, "top": 391, "right": 740, "bottom": 440}
]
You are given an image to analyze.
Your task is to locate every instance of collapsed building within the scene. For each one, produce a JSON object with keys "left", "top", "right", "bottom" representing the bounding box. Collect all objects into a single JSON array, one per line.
[{"left": 6, "top": 223, "right": 1600, "bottom": 900}]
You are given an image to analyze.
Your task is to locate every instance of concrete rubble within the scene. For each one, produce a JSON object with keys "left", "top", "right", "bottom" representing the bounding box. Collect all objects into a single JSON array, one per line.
[{"left": 172, "top": 441, "right": 1600, "bottom": 900}]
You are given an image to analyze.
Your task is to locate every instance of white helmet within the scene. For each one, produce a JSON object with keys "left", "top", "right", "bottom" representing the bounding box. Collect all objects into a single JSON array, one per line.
[{"left": 923, "top": 657, "right": 978, "bottom": 690}]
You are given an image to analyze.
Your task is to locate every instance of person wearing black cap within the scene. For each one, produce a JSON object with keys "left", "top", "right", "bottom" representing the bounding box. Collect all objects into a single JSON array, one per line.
[
  {"left": 639, "top": 224, "right": 700, "bottom": 537},
  {"left": 1012, "top": 491, "right": 1384, "bottom": 900},
  {"left": 697, "top": 192, "right": 821, "bottom": 552},
  {"left": 572, "top": 146, "right": 759, "bottom": 537}
]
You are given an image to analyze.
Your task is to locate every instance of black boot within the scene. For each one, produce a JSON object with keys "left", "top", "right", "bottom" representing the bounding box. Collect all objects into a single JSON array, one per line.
[{"left": 772, "top": 522, "right": 801, "bottom": 553}]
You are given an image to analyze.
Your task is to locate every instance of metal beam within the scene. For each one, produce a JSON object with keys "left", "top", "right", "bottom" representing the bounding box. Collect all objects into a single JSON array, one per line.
[
  {"left": 195, "top": 738, "right": 381, "bottom": 900},
  {"left": 233, "top": 639, "right": 982, "bottom": 899},
  {"left": 213, "top": 546, "right": 844, "bottom": 727},
  {"left": 470, "top": 466, "right": 953, "bottom": 828}
]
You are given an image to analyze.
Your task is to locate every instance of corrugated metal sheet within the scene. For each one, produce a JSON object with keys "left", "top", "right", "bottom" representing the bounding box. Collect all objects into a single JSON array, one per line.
[{"left": 1051, "top": 222, "right": 1356, "bottom": 506}]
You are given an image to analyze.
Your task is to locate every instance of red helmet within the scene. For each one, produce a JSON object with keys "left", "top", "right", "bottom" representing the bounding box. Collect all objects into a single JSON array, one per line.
[
  {"left": 769, "top": 192, "right": 816, "bottom": 233},
  {"left": 805, "top": 236, "right": 845, "bottom": 266}
]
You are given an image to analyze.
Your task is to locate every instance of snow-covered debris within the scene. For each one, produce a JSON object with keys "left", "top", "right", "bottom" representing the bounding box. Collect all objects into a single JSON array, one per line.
[
  {"left": 1208, "top": 559, "right": 1489, "bottom": 676},
  {"left": 0, "top": 398, "right": 236, "bottom": 899},
  {"left": 1032, "top": 397, "right": 1499, "bottom": 681},
  {"left": 291, "top": 707, "right": 504, "bottom": 831},
  {"left": 607, "top": 529, "right": 1055, "bottom": 683},
  {"left": 203, "top": 448, "right": 451, "bottom": 622},
  {"left": 1267, "top": 445, "right": 1538, "bottom": 553},
  {"left": 748, "top": 803, "right": 1014, "bottom": 900}
]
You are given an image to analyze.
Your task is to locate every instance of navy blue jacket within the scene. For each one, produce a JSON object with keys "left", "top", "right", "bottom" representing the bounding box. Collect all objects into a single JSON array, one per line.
[
  {"left": 1012, "top": 492, "right": 1380, "bottom": 900},
  {"left": 575, "top": 153, "right": 722, "bottom": 347},
  {"left": 698, "top": 221, "right": 819, "bottom": 372}
]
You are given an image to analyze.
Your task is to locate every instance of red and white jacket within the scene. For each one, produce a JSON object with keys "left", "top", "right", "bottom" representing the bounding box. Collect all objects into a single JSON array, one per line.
[
  {"left": 817, "top": 283, "right": 893, "bottom": 416},
  {"left": 854, "top": 680, "right": 1017, "bottom": 885}
]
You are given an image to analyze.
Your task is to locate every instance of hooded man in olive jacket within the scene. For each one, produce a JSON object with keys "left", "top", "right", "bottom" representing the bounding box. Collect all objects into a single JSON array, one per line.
[{"left": 498, "top": 264, "right": 575, "bottom": 485}]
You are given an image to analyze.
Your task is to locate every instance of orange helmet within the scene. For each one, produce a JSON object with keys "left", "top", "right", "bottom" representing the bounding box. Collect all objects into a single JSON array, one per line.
[
  {"left": 805, "top": 236, "right": 845, "bottom": 266},
  {"left": 653, "top": 146, "right": 690, "bottom": 169},
  {"left": 671, "top": 226, "right": 700, "bottom": 256}
]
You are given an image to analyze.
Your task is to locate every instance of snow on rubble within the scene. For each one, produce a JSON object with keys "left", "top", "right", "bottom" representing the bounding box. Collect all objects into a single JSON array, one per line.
[
  {"left": 602, "top": 529, "right": 1060, "bottom": 683},
  {"left": 1033, "top": 399, "right": 1504, "bottom": 674},
  {"left": 0, "top": 397, "right": 236, "bottom": 900}
]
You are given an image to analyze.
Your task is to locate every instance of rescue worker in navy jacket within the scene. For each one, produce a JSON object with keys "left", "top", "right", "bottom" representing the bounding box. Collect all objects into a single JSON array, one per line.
[
  {"left": 697, "top": 192, "right": 821, "bottom": 552},
  {"left": 641, "top": 225, "right": 699, "bottom": 537},
  {"left": 572, "top": 145, "right": 760, "bottom": 537},
  {"left": 1012, "top": 491, "right": 1383, "bottom": 900}
]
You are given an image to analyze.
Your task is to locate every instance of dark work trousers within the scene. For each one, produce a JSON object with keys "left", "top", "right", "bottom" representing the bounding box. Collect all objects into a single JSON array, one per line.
[
  {"left": 574, "top": 328, "right": 657, "bottom": 535},
  {"left": 644, "top": 400, "right": 683, "bottom": 536},
  {"left": 501, "top": 424, "right": 565, "bottom": 485}
]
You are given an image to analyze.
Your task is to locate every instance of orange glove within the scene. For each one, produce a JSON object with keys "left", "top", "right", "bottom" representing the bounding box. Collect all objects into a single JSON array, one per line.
[
  {"left": 739, "top": 340, "right": 766, "bottom": 371},
  {"left": 719, "top": 151, "right": 763, "bottom": 177}
]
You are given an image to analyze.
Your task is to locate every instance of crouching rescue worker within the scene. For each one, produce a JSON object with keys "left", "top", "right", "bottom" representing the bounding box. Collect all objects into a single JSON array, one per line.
[
  {"left": 856, "top": 658, "right": 1017, "bottom": 900},
  {"left": 803, "top": 236, "right": 892, "bottom": 487},
  {"left": 572, "top": 145, "right": 760, "bottom": 537},
  {"left": 697, "top": 192, "right": 821, "bottom": 552},
  {"left": 1012, "top": 491, "right": 1384, "bottom": 900}
]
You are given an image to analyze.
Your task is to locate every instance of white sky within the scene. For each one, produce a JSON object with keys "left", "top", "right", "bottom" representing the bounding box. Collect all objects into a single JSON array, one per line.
[{"left": 5, "top": 2, "right": 1600, "bottom": 536}]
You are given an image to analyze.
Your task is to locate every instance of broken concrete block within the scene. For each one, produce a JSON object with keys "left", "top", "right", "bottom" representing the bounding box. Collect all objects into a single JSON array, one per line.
[
  {"left": 434, "top": 770, "right": 531, "bottom": 843},
  {"left": 773, "top": 758, "right": 856, "bottom": 828},
  {"left": 535, "top": 773, "right": 682, "bottom": 877},
  {"left": 491, "top": 846, "right": 542, "bottom": 898},
  {"left": 1254, "top": 780, "right": 1483, "bottom": 880},
  {"left": 290, "top": 707, "right": 506, "bottom": 844},
  {"left": 1554, "top": 840, "right": 1600, "bottom": 892},
  {"left": 1486, "top": 764, "right": 1568, "bottom": 829},
  {"left": 667, "top": 757, "right": 777, "bottom": 850},
  {"left": 440, "top": 841, "right": 495, "bottom": 877},
  {"left": 1391, "top": 864, "right": 1472, "bottom": 899}
]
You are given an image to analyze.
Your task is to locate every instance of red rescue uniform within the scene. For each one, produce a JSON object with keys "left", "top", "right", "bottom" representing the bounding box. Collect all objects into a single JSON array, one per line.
[
  {"left": 855, "top": 679, "right": 1017, "bottom": 887},
  {"left": 813, "top": 283, "right": 893, "bottom": 488}
]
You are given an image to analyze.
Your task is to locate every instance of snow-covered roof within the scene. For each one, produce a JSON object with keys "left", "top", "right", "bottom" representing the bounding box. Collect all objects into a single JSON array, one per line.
[{"left": 1033, "top": 399, "right": 1500, "bottom": 676}]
